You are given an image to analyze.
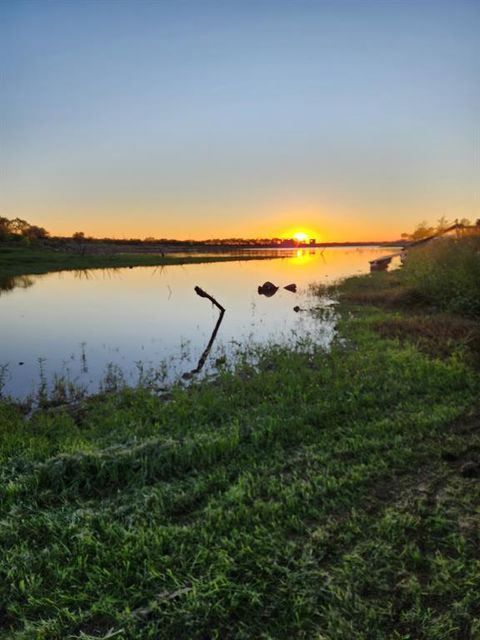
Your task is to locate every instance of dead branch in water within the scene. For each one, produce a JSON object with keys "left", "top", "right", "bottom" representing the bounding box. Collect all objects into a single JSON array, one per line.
[{"left": 183, "top": 287, "right": 226, "bottom": 380}]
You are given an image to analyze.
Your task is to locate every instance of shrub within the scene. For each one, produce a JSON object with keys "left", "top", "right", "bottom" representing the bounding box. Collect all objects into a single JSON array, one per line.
[{"left": 403, "top": 237, "right": 480, "bottom": 316}]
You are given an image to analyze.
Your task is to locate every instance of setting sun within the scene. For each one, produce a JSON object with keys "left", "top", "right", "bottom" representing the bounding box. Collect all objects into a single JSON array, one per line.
[
  {"left": 293, "top": 231, "right": 309, "bottom": 243},
  {"left": 281, "top": 225, "right": 321, "bottom": 243}
]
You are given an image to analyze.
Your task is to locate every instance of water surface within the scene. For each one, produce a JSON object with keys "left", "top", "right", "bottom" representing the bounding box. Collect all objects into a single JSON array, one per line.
[{"left": 0, "top": 247, "right": 394, "bottom": 399}]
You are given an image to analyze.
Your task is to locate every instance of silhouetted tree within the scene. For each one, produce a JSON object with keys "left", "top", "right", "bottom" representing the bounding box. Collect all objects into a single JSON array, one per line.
[
  {"left": 402, "top": 221, "right": 435, "bottom": 241},
  {"left": 436, "top": 216, "right": 450, "bottom": 232},
  {"left": 0, "top": 217, "right": 12, "bottom": 240},
  {"left": 0, "top": 216, "right": 50, "bottom": 241},
  {"left": 23, "top": 225, "right": 49, "bottom": 240},
  {"left": 10, "top": 217, "right": 30, "bottom": 235}
]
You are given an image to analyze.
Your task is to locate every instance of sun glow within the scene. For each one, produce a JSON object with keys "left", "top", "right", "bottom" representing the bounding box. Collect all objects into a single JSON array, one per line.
[
  {"left": 280, "top": 225, "right": 321, "bottom": 243},
  {"left": 288, "top": 249, "right": 314, "bottom": 266},
  {"left": 293, "top": 231, "right": 309, "bottom": 243}
]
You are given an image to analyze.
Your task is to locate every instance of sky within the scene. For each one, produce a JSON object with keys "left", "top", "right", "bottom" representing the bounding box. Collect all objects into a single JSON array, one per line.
[{"left": 1, "top": 0, "right": 478, "bottom": 241}]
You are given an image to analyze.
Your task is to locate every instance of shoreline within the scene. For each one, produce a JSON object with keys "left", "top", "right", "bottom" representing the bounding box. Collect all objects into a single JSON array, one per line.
[
  {"left": 1, "top": 252, "right": 479, "bottom": 638},
  {"left": 0, "top": 245, "right": 288, "bottom": 280},
  {"left": 0, "top": 241, "right": 401, "bottom": 281}
]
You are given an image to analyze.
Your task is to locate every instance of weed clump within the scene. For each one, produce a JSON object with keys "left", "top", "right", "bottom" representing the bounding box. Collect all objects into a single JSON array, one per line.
[
  {"left": 336, "top": 237, "right": 480, "bottom": 317},
  {"left": 402, "top": 237, "right": 480, "bottom": 316}
]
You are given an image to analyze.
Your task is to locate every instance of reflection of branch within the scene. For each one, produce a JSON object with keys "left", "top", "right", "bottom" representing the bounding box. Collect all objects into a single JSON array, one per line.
[
  {"left": 152, "top": 265, "right": 166, "bottom": 276},
  {"left": 183, "top": 287, "right": 225, "bottom": 380}
]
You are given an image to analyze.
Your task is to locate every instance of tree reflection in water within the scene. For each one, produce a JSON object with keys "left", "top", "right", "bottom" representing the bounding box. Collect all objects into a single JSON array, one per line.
[{"left": 0, "top": 275, "right": 35, "bottom": 295}]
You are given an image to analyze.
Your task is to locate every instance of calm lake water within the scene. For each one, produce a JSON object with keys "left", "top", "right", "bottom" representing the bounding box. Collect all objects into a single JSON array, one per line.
[{"left": 1, "top": 247, "right": 395, "bottom": 400}]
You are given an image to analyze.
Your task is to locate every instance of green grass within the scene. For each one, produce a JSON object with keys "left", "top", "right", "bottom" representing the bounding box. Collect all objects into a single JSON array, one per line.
[
  {"left": 1, "top": 309, "right": 479, "bottom": 638},
  {"left": 402, "top": 237, "right": 480, "bottom": 317},
  {"left": 0, "top": 244, "right": 278, "bottom": 279},
  {"left": 326, "top": 236, "right": 480, "bottom": 365},
  {"left": 331, "top": 236, "right": 480, "bottom": 318}
]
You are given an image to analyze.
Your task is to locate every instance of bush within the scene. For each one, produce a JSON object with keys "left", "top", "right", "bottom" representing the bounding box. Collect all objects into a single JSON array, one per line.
[{"left": 403, "top": 237, "right": 480, "bottom": 316}]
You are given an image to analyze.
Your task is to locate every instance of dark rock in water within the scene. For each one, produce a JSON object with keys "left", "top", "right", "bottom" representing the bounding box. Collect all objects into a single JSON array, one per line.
[
  {"left": 258, "top": 281, "right": 279, "bottom": 297},
  {"left": 284, "top": 283, "right": 297, "bottom": 293}
]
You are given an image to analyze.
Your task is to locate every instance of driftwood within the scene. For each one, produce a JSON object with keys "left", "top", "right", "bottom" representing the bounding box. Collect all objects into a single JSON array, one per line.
[{"left": 182, "top": 287, "right": 225, "bottom": 380}]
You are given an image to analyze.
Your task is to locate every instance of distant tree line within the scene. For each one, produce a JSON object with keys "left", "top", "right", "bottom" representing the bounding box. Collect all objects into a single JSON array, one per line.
[
  {"left": 3, "top": 214, "right": 478, "bottom": 247},
  {"left": 0, "top": 216, "right": 49, "bottom": 242}
]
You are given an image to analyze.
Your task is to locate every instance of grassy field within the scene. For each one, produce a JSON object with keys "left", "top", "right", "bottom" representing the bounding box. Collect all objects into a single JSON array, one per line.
[
  {"left": 1, "top": 240, "right": 479, "bottom": 639},
  {"left": 0, "top": 244, "right": 277, "bottom": 279}
]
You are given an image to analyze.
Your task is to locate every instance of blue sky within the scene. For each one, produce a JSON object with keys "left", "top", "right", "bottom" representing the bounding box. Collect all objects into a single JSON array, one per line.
[{"left": 1, "top": 0, "right": 478, "bottom": 239}]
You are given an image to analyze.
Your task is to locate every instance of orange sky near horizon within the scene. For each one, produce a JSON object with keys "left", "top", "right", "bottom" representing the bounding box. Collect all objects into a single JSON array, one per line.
[
  {"left": 9, "top": 209, "right": 389, "bottom": 241},
  {"left": 16, "top": 198, "right": 473, "bottom": 243}
]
